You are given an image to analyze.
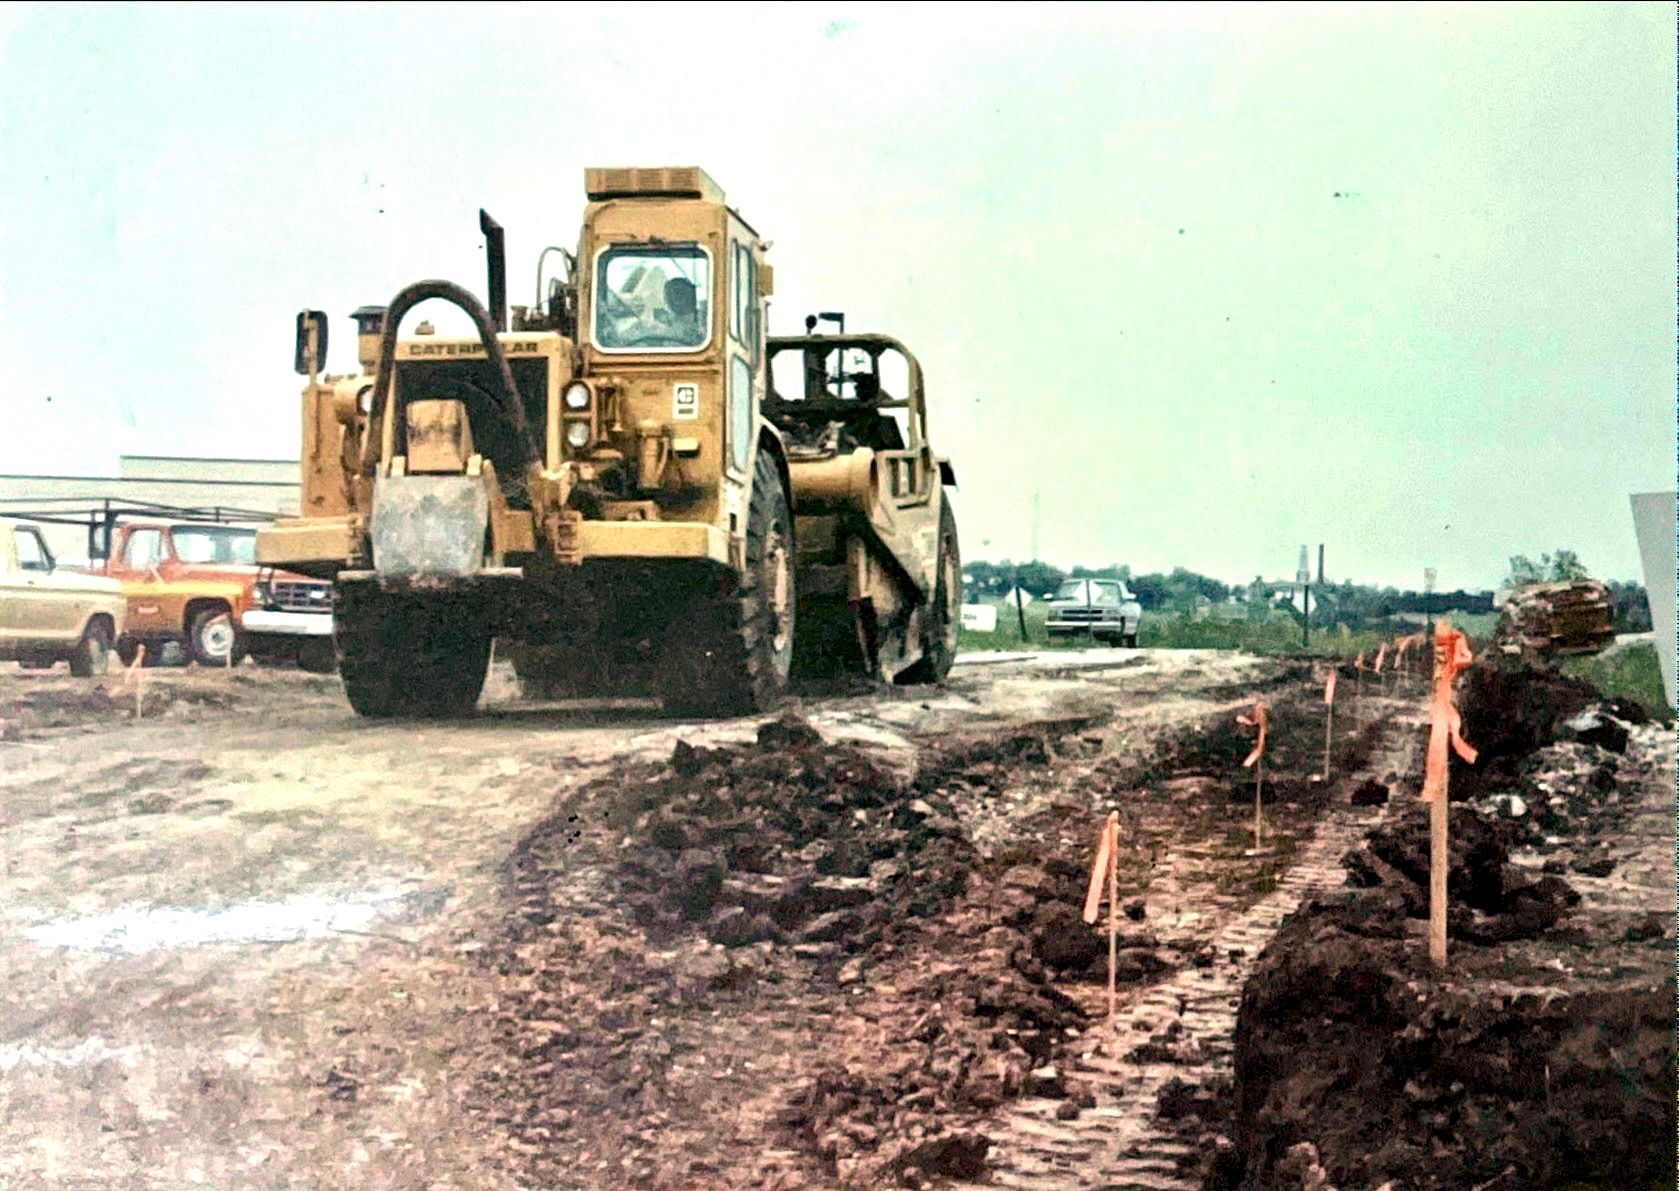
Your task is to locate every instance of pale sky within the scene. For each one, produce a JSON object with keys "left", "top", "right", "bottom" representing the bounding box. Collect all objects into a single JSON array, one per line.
[{"left": 2, "top": 2, "right": 1672, "bottom": 590}]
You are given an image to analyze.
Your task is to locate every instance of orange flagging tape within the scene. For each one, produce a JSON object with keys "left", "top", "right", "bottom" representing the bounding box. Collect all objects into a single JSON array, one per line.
[
  {"left": 1324, "top": 670, "right": 1337, "bottom": 705},
  {"left": 1082, "top": 812, "right": 1118, "bottom": 924},
  {"left": 1373, "top": 642, "right": 1388, "bottom": 674},
  {"left": 1237, "top": 701, "right": 1269, "bottom": 768},
  {"left": 1354, "top": 650, "right": 1367, "bottom": 671},
  {"left": 1422, "top": 623, "right": 1479, "bottom": 801}
]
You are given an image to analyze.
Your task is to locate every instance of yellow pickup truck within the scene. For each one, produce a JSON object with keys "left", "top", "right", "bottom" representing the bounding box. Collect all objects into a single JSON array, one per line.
[{"left": 0, "top": 519, "right": 127, "bottom": 676}]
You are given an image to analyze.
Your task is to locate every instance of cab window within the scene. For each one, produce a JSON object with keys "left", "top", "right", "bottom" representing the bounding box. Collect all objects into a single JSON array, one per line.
[
  {"left": 729, "top": 240, "right": 759, "bottom": 365},
  {"left": 124, "top": 529, "right": 166, "bottom": 568},
  {"left": 15, "top": 529, "right": 50, "bottom": 572},
  {"left": 594, "top": 244, "right": 711, "bottom": 352}
]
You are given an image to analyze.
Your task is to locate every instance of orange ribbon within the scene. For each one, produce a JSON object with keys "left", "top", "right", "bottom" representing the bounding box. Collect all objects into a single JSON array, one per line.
[
  {"left": 1422, "top": 622, "right": 1478, "bottom": 801},
  {"left": 1324, "top": 670, "right": 1337, "bottom": 705},
  {"left": 1237, "top": 701, "right": 1269, "bottom": 768},
  {"left": 1082, "top": 812, "right": 1119, "bottom": 924},
  {"left": 1373, "top": 642, "right": 1388, "bottom": 674},
  {"left": 1354, "top": 650, "right": 1367, "bottom": 672}
]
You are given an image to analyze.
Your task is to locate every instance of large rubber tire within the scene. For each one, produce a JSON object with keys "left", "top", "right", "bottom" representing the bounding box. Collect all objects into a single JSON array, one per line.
[
  {"left": 188, "top": 607, "right": 241, "bottom": 667},
  {"left": 69, "top": 618, "right": 114, "bottom": 677},
  {"left": 334, "top": 588, "right": 492, "bottom": 719},
  {"left": 899, "top": 499, "right": 961, "bottom": 685},
  {"left": 661, "top": 448, "right": 796, "bottom": 718}
]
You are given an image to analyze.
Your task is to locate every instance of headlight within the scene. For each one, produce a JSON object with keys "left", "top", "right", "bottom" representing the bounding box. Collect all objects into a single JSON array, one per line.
[
  {"left": 563, "top": 381, "right": 591, "bottom": 411},
  {"left": 252, "top": 582, "right": 271, "bottom": 607},
  {"left": 566, "top": 421, "right": 592, "bottom": 449},
  {"left": 357, "top": 386, "right": 373, "bottom": 415}
]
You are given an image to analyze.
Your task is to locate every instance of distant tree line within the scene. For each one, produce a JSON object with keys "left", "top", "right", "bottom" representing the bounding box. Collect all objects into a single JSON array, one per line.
[{"left": 963, "top": 550, "right": 1652, "bottom": 633}]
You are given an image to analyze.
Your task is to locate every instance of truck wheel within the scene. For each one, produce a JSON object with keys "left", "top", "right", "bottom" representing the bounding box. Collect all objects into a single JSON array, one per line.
[
  {"left": 335, "top": 589, "right": 491, "bottom": 718},
  {"left": 69, "top": 619, "right": 114, "bottom": 677},
  {"left": 1123, "top": 632, "right": 1139, "bottom": 649},
  {"left": 662, "top": 447, "right": 795, "bottom": 717},
  {"left": 900, "top": 500, "right": 960, "bottom": 684},
  {"left": 188, "top": 608, "right": 241, "bottom": 667}
]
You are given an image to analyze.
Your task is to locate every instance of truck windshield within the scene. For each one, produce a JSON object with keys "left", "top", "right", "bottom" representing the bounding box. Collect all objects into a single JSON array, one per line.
[
  {"left": 594, "top": 244, "right": 711, "bottom": 351},
  {"left": 174, "top": 527, "right": 257, "bottom": 565},
  {"left": 1056, "top": 580, "right": 1123, "bottom": 605}
]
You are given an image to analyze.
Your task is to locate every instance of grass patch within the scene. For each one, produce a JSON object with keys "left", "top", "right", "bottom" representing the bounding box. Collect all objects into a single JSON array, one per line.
[
  {"left": 958, "top": 599, "right": 1393, "bottom": 659},
  {"left": 1561, "top": 642, "right": 1674, "bottom": 721}
]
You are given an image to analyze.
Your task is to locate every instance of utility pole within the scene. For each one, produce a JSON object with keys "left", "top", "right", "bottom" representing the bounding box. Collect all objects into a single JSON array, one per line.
[
  {"left": 1424, "top": 567, "right": 1437, "bottom": 637},
  {"left": 1297, "top": 545, "right": 1311, "bottom": 650}
]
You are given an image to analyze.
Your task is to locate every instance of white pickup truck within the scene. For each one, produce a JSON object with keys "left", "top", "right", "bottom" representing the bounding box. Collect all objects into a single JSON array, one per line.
[
  {"left": 1045, "top": 577, "right": 1143, "bottom": 648},
  {"left": 0, "top": 519, "right": 128, "bottom": 675}
]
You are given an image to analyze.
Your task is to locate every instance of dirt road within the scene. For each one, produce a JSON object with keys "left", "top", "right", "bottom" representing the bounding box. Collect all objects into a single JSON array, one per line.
[
  {"left": 7, "top": 650, "right": 1659, "bottom": 1191},
  {"left": 1, "top": 649, "right": 1279, "bottom": 1190}
]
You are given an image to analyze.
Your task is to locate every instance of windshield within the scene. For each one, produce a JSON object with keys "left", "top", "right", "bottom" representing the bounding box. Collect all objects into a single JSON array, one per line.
[
  {"left": 594, "top": 244, "right": 711, "bottom": 351},
  {"left": 173, "top": 527, "right": 257, "bottom": 565},
  {"left": 1055, "top": 579, "right": 1124, "bottom": 605}
]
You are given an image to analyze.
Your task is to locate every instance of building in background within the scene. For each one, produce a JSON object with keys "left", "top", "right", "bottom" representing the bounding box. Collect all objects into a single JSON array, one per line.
[{"left": 0, "top": 455, "right": 299, "bottom": 561}]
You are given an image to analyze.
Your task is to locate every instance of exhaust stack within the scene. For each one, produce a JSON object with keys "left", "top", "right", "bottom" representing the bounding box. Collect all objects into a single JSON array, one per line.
[{"left": 479, "top": 209, "right": 507, "bottom": 334}]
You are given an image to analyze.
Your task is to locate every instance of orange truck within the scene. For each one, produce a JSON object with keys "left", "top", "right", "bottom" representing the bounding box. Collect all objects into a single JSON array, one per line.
[{"left": 94, "top": 520, "right": 336, "bottom": 671}]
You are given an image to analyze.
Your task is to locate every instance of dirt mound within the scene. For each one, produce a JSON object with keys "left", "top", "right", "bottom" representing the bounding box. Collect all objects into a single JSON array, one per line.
[
  {"left": 1220, "top": 890, "right": 1673, "bottom": 1190},
  {"left": 564, "top": 714, "right": 975, "bottom": 956},
  {"left": 487, "top": 713, "right": 1100, "bottom": 1189},
  {"left": 1219, "top": 661, "right": 1675, "bottom": 1190},
  {"left": 1451, "top": 659, "right": 1597, "bottom": 800},
  {"left": 1340, "top": 802, "right": 1580, "bottom": 940}
]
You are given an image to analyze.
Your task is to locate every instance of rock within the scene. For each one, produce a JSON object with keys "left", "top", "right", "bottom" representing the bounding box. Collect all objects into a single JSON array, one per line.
[
  {"left": 674, "top": 849, "right": 727, "bottom": 921},
  {"left": 869, "top": 858, "right": 905, "bottom": 885},
  {"left": 1156, "top": 1076, "right": 1204, "bottom": 1119},
  {"left": 809, "top": 876, "right": 877, "bottom": 911},
  {"left": 706, "top": 906, "right": 759, "bottom": 948},
  {"left": 1569, "top": 856, "right": 1616, "bottom": 878},
  {"left": 1000, "top": 865, "right": 1051, "bottom": 896},
  {"left": 1351, "top": 778, "right": 1390, "bottom": 806},
  {"left": 670, "top": 739, "right": 710, "bottom": 777},
  {"left": 1124, "top": 899, "right": 1147, "bottom": 921},
  {"left": 757, "top": 713, "right": 822, "bottom": 750},
  {"left": 1493, "top": 793, "right": 1529, "bottom": 819},
  {"left": 1562, "top": 710, "right": 1630, "bottom": 755},
  {"left": 894, "top": 1131, "right": 989, "bottom": 1180},
  {"left": 1024, "top": 1064, "right": 1064, "bottom": 1096},
  {"left": 1624, "top": 912, "right": 1667, "bottom": 942},
  {"left": 791, "top": 942, "right": 842, "bottom": 961},
  {"left": 898, "top": 799, "right": 937, "bottom": 825},
  {"left": 799, "top": 908, "right": 865, "bottom": 944},
  {"left": 1029, "top": 902, "right": 1102, "bottom": 971},
  {"left": 1054, "top": 1099, "right": 1081, "bottom": 1120},
  {"left": 649, "top": 817, "right": 689, "bottom": 850},
  {"left": 838, "top": 957, "right": 866, "bottom": 985},
  {"left": 719, "top": 872, "right": 788, "bottom": 915}
]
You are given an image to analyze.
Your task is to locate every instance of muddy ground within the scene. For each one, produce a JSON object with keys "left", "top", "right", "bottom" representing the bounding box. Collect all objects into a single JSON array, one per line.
[
  {"left": 1211, "top": 660, "right": 1675, "bottom": 1191},
  {"left": 0, "top": 649, "right": 1669, "bottom": 1190}
]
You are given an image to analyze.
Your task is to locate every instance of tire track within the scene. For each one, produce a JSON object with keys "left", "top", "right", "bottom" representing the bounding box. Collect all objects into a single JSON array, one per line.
[{"left": 957, "top": 700, "right": 1426, "bottom": 1191}]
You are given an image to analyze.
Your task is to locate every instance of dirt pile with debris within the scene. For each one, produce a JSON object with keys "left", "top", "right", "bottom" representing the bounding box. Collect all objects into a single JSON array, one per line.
[
  {"left": 1216, "top": 662, "right": 1676, "bottom": 1191},
  {"left": 605, "top": 714, "right": 974, "bottom": 956},
  {"left": 476, "top": 714, "right": 1102, "bottom": 1189}
]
